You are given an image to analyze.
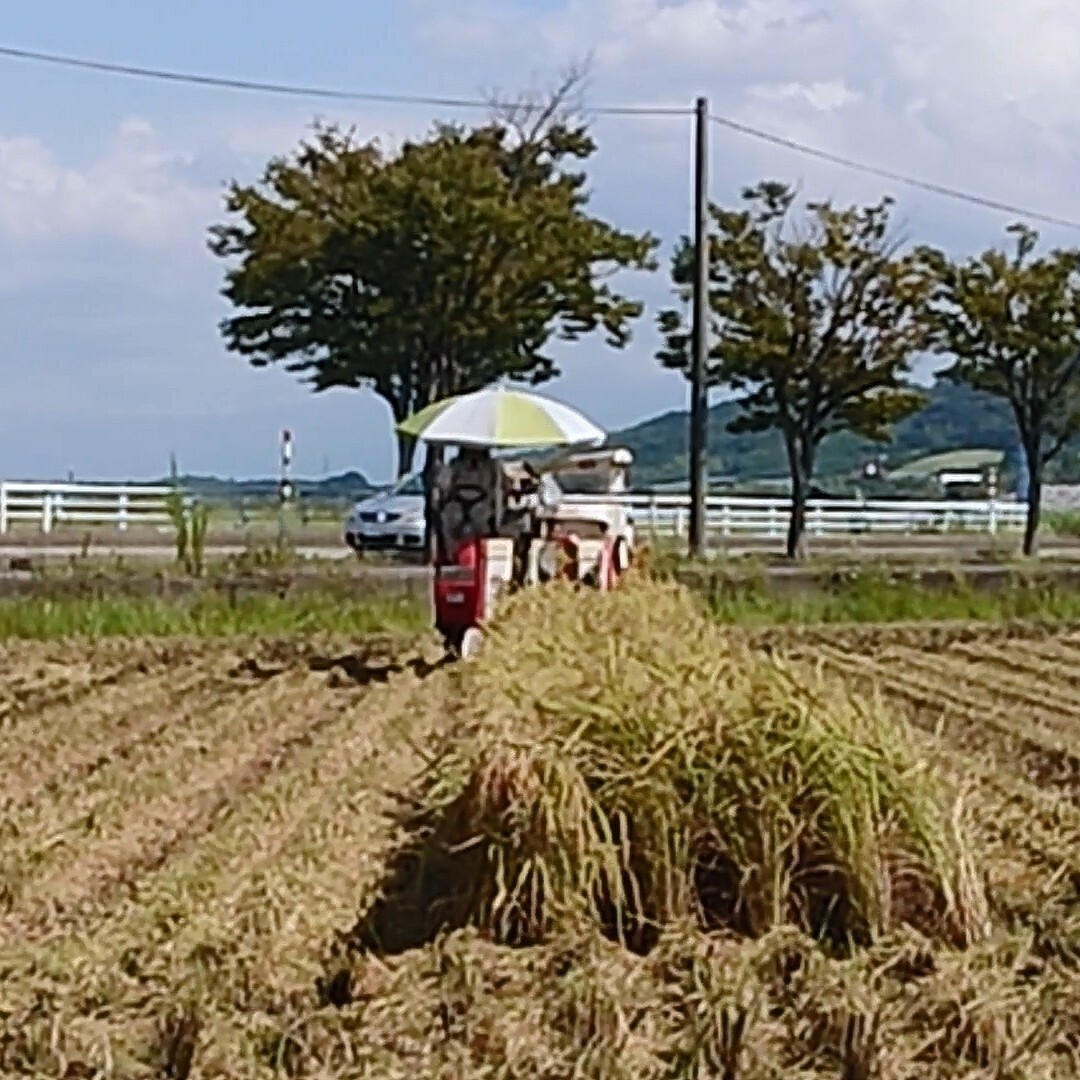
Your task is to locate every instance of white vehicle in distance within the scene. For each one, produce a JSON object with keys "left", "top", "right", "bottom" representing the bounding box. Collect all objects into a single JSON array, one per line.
[{"left": 344, "top": 472, "right": 425, "bottom": 553}]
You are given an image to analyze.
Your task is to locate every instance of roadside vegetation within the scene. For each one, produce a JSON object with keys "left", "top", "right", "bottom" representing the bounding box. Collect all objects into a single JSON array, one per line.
[
  {"left": 0, "top": 591, "right": 427, "bottom": 640},
  {"left": 8, "top": 553, "right": 1080, "bottom": 640}
]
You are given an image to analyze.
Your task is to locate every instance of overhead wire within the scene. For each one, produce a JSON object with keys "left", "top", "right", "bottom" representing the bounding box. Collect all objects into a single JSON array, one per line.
[
  {"left": 708, "top": 113, "right": 1080, "bottom": 231},
  {"left": 1, "top": 40, "right": 1078, "bottom": 229},
  {"left": 0, "top": 43, "right": 689, "bottom": 116}
]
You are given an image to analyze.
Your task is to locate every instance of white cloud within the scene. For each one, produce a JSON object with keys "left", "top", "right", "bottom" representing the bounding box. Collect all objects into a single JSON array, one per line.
[
  {"left": 0, "top": 103, "right": 440, "bottom": 252},
  {"left": 418, "top": 0, "right": 1080, "bottom": 252},
  {"left": 0, "top": 117, "right": 214, "bottom": 247},
  {"left": 216, "top": 107, "right": 431, "bottom": 162},
  {"left": 849, "top": 0, "right": 1080, "bottom": 129},
  {"left": 512, "top": 0, "right": 815, "bottom": 65},
  {"left": 748, "top": 80, "right": 860, "bottom": 113}
]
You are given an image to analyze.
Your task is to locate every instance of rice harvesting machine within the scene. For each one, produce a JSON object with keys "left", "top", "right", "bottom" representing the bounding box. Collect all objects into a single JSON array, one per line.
[{"left": 429, "top": 446, "right": 635, "bottom": 658}]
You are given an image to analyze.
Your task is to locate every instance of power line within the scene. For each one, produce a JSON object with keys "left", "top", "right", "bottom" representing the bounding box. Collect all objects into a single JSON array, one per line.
[
  {"left": 0, "top": 42, "right": 689, "bottom": 116},
  {"left": 709, "top": 112, "right": 1080, "bottom": 231},
  {"left": 1, "top": 40, "right": 1078, "bottom": 229}
]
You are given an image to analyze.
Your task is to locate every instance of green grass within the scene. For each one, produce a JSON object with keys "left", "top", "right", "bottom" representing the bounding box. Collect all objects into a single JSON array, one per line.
[
  {"left": 23, "top": 547, "right": 406, "bottom": 581},
  {"left": 5, "top": 558, "right": 1080, "bottom": 641},
  {"left": 1045, "top": 510, "right": 1080, "bottom": 537},
  {"left": 697, "top": 567, "right": 1080, "bottom": 624},
  {"left": 0, "top": 591, "right": 428, "bottom": 640}
]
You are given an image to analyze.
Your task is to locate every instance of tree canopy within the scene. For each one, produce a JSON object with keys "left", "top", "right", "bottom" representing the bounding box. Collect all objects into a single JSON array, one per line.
[
  {"left": 657, "top": 181, "right": 935, "bottom": 557},
  {"left": 921, "top": 224, "right": 1080, "bottom": 554},
  {"left": 208, "top": 84, "right": 657, "bottom": 474}
]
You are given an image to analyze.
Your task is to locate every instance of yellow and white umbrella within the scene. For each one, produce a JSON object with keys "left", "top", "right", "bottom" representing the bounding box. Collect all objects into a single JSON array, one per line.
[{"left": 397, "top": 386, "right": 605, "bottom": 448}]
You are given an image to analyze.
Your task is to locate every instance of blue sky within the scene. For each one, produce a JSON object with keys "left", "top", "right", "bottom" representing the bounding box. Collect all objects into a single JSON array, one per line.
[{"left": 1, "top": 0, "right": 1078, "bottom": 482}]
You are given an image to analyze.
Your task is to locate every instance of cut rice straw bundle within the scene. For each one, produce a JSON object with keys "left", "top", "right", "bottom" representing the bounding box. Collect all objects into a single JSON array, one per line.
[{"left": 360, "top": 577, "right": 989, "bottom": 953}]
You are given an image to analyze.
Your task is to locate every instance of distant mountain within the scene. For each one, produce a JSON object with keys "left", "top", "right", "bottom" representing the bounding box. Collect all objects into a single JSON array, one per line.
[
  {"left": 133, "top": 379, "right": 1080, "bottom": 502},
  {"left": 167, "top": 470, "right": 378, "bottom": 505},
  {"left": 611, "top": 379, "right": 1034, "bottom": 488}
]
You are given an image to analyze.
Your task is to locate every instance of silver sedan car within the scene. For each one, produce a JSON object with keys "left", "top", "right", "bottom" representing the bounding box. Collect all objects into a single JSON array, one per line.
[{"left": 343, "top": 473, "right": 425, "bottom": 553}]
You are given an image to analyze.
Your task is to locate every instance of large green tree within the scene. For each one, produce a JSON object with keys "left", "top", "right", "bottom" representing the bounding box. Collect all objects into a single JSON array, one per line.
[
  {"left": 920, "top": 225, "right": 1080, "bottom": 555},
  {"left": 657, "top": 182, "right": 936, "bottom": 558},
  {"left": 208, "top": 80, "right": 657, "bottom": 476}
]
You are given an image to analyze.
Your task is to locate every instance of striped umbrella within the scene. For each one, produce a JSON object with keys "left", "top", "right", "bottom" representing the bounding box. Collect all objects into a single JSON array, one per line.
[{"left": 396, "top": 386, "right": 606, "bottom": 448}]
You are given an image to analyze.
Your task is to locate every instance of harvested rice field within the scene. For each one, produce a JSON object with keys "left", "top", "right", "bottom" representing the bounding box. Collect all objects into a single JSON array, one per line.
[{"left": 2, "top": 585, "right": 1080, "bottom": 1077}]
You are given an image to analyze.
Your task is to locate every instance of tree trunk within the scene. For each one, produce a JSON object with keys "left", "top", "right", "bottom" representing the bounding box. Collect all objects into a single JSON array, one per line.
[
  {"left": 395, "top": 432, "right": 417, "bottom": 478},
  {"left": 785, "top": 437, "right": 814, "bottom": 560},
  {"left": 786, "top": 474, "right": 807, "bottom": 560},
  {"left": 1022, "top": 452, "right": 1042, "bottom": 557}
]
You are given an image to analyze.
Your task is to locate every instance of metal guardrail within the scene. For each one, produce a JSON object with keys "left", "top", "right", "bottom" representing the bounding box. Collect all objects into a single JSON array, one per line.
[
  {"left": 0, "top": 482, "right": 176, "bottom": 533},
  {"left": 561, "top": 493, "right": 1028, "bottom": 536}
]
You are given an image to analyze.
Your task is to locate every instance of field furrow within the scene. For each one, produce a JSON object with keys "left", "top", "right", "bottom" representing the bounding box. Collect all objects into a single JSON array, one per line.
[
  {"left": 0, "top": 666, "right": 369, "bottom": 941},
  {"left": 1002, "top": 630, "right": 1080, "bottom": 665},
  {"left": 0, "top": 655, "right": 235, "bottom": 810},
  {"left": 3, "top": 616, "right": 1080, "bottom": 1079},
  {"left": 947, "top": 639, "right": 1080, "bottom": 691},
  {"left": 887, "top": 646, "right": 1080, "bottom": 726},
  {"left": 0, "top": 670, "right": 246, "bottom": 833},
  {"left": 0, "top": 647, "right": 428, "bottom": 962},
  {"left": 0, "top": 658, "right": 134, "bottom": 727},
  {"left": 0, "top": 640, "right": 217, "bottom": 728},
  {"left": 0, "top": 653, "right": 442, "bottom": 1074},
  {"left": 815, "top": 644, "right": 1080, "bottom": 793},
  {"left": 0, "top": 667, "right": 272, "bottom": 911}
]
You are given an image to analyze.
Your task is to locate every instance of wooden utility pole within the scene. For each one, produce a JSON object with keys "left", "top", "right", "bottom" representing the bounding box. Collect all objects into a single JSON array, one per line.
[{"left": 688, "top": 96, "right": 710, "bottom": 558}]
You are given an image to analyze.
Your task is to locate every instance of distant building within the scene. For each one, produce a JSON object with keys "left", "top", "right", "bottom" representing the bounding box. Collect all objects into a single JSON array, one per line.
[{"left": 885, "top": 448, "right": 1006, "bottom": 499}]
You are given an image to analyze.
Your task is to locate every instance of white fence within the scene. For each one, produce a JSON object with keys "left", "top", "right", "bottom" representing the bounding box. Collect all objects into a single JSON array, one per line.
[
  {"left": 0, "top": 481, "right": 1028, "bottom": 539},
  {"left": 562, "top": 493, "right": 1028, "bottom": 537},
  {"left": 0, "top": 482, "right": 175, "bottom": 534}
]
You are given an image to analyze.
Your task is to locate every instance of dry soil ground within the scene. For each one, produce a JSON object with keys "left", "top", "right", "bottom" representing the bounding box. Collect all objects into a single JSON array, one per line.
[{"left": 1, "top": 623, "right": 1080, "bottom": 1076}]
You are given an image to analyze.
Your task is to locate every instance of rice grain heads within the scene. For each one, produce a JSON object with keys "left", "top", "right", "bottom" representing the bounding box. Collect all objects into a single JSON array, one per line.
[{"left": 360, "top": 577, "right": 989, "bottom": 955}]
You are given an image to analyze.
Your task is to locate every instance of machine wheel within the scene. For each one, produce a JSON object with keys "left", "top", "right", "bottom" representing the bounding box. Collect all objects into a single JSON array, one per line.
[
  {"left": 444, "top": 626, "right": 486, "bottom": 661},
  {"left": 613, "top": 536, "right": 631, "bottom": 575},
  {"left": 459, "top": 626, "right": 486, "bottom": 660}
]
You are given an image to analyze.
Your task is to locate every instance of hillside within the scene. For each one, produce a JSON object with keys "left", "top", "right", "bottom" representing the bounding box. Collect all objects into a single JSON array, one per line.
[
  {"left": 168, "top": 470, "right": 377, "bottom": 505},
  {"left": 154, "top": 380, "right": 1080, "bottom": 502},
  {"left": 612, "top": 379, "right": 1026, "bottom": 487}
]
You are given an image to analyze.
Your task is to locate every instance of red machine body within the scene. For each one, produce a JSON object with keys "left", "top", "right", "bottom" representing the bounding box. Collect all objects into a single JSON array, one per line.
[
  {"left": 433, "top": 528, "right": 623, "bottom": 656},
  {"left": 433, "top": 539, "right": 487, "bottom": 650},
  {"left": 428, "top": 448, "right": 631, "bottom": 659}
]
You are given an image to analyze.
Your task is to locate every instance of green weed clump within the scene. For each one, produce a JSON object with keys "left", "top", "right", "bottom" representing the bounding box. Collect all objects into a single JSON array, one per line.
[
  {"left": 360, "top": 578, "right": 988, "bottom": 955},
  {"left": 703, "top": 569, "right": 1080, "bottom": 624},
  {"left": 0, "top": 591, "right": 427, "bottom": 640}
]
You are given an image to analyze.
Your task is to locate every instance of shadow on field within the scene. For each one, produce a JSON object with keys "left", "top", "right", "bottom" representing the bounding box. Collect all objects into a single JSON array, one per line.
[
  {"left": 317, "top": 845, "right": 441, "bottom": 1007},
  {"left": 308, "top": 651, "right": 451, "bottom": 685},
  {"left": 227, "top": 646, "right": 450, "bottom": 686}
]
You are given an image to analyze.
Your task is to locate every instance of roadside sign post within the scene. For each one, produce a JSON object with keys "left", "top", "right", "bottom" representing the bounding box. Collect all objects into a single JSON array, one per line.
[{"left": 279, "top": 428, "right": 293, "bottom": 549}]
